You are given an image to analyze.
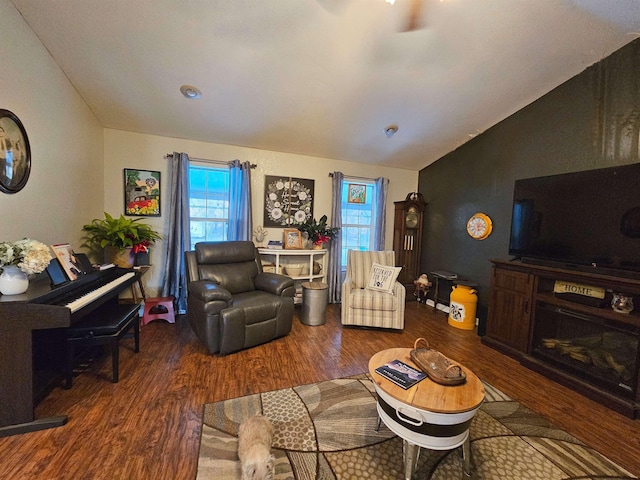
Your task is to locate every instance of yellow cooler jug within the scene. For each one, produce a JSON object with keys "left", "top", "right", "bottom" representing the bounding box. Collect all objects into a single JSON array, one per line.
[{"left": 448, "top": 281, "right": 478, "bottom": 330}]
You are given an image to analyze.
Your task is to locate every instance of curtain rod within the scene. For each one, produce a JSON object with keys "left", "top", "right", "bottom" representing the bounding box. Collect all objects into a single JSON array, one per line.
[
  {"left": 328, "top": 173, "right": 373, "bottom": 181},
  {"left": 164, "top": 153, "right": 256, "bottom": 169}
]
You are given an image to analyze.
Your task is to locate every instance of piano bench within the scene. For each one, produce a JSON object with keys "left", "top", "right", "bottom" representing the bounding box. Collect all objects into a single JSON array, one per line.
[{"left": 65, "top": 302, "right": 141, "bottom": 389}]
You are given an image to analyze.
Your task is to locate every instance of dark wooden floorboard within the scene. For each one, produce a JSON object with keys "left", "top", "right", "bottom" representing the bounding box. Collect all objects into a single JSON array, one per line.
[{"left": 0, "top": 302, "right": 638, "bottom": 478}]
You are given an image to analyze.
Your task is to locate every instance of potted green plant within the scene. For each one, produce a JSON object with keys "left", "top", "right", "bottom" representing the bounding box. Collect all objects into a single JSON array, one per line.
[
  {"left": 82, "top": 212, "right": 161, "bottom": 267},
  {"left": 297, "top": 215, "right": 340, "bottom": 249}
]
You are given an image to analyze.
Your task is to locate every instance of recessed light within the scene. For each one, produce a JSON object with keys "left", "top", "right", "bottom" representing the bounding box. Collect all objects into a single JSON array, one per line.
[
  {"left": 180, "top": 85, "right": 202, "bottom": 99},
  {"left": 384, "top": 125, "right": 398, "bottom": 138}
]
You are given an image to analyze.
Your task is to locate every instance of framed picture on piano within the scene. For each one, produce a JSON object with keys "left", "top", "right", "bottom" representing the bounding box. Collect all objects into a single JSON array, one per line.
[
  {"left": 51, "top": 243, "right": 83, "bottom": 281},
  {"left": 45, "top": 252, "right": 92, "bottom": 286}
]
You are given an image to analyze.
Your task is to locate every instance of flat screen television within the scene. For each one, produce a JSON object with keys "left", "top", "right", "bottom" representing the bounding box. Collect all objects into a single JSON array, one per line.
[{"left": 509, "top": 163, "right": 640, "bottom": 277}]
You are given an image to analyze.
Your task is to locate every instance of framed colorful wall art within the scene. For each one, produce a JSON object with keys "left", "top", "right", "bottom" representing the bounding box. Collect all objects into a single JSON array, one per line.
[
  {"left": 124, "top": 168, "right": 161, "bottom": 216},
  {"left": 347, "top": 183, "right": 366, "bottom": 204}
]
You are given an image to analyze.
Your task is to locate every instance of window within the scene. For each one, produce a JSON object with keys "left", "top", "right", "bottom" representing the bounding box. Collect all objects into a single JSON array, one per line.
[
  {"left": 188, "top": 163, "right": 230, "bottom": 249},
  {"left": 341, "top": 180, "right": 376, "bottom": 266}
]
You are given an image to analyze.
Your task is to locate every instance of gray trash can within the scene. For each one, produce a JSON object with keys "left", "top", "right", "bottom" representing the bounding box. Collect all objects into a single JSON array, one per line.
[{"left": 301, "top": 282, "right": 328, "bottom": 326}]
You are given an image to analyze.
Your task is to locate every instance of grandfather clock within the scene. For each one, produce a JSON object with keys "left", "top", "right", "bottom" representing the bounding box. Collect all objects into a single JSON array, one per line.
[{"left": 393, "top": 192, "right": 426, "bottom": 293}]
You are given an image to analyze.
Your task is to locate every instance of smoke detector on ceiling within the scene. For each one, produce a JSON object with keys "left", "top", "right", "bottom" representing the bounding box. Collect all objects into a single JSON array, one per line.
[{"left": 180, "top": 85, "right": 202, "bottom": 99}]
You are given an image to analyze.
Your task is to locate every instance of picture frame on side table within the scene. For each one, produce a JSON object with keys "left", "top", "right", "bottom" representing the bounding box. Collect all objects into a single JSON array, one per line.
[
  {"left": 124, "top": 168, "right": 161, "bottom": 216},
  {"left": 0, "top": 109, "right": 31, "bottom": 194},
  {"left": 283, "top": 229, "right": 303, "bottom": 249}
]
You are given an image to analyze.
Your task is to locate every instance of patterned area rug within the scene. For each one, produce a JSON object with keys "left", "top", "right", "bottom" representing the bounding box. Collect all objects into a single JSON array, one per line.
[{"left": 197, "top": 374, "right": 636, "bottom": 479}]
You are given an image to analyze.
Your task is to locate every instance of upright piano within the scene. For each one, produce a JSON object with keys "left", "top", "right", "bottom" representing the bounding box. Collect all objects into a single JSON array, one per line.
[{"left": 0, "top": 266, "right": 139, "bottom": 437}]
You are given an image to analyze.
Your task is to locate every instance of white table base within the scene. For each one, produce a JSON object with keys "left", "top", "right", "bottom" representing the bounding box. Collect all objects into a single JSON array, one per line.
[{"left": 374, "top": 386, "right": 478, "bottom": 479}]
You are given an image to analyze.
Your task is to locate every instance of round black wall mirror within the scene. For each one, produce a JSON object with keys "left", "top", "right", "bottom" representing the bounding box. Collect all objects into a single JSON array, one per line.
[{"left": 0, "top": 109, "right": 31, "bottom": 194}]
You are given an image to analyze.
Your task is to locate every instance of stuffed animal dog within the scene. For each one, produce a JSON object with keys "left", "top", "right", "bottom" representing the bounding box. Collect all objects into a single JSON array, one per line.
[
  {"left": 413, "top": 274, "right": 432, "bottom": 304},
  {"left": 237, "top": 414, "right": 275, "bottom": 480}
]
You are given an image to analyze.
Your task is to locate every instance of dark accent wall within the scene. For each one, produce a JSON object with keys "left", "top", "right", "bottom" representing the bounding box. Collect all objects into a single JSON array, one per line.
[{"left": 418, "top": 38, "right": 640, "bottom": 312}]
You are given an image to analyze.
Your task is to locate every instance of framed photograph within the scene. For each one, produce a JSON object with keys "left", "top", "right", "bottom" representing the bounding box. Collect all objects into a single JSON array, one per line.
[
  {"left": 124, "top": 169, "right": 161, "bottom": 216},
  {"left": 264, "top": 176, "right": 314, "bottom": 227},
  {"left": 0, "top": 109, "right": 31, "bottom": 194},
  {"left": 283, "top": 229, "right": 303, "bottom": 249},
  {"left": 51, "top": 243, "right": 83, "bottom": 281},
  {"left": 347, "top": 183, "right": 366, "bottom": 204}
]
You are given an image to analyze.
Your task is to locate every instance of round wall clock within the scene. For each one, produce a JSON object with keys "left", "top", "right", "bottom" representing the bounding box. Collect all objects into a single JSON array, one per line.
[{"left": 467, "top": 213, "right": 493, "bottom": 240}]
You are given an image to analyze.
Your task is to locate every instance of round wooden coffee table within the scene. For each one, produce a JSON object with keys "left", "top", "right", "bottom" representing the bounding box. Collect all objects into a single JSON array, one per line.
[{"left": 368, "top": 348, "right": 485, "bottom": 479}]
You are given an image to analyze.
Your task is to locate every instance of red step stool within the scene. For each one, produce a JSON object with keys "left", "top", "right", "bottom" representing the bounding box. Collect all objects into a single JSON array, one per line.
[{"left": 142, "top": 297, "right": 176, "bottom": 326}]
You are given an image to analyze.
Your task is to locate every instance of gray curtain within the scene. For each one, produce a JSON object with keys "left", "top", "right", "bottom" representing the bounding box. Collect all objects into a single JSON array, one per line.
[
  {"left": 328, "top": 171, "right": 344, "bottom": 303},
  {"left": 374, "top": 177, "right": 390, "bottom": 250},
  {"left": 161, "top": 152, "right": 191, "bottom": 313},
  {"left": 227, "top": 159, "right": 252, "bottom": 241}
]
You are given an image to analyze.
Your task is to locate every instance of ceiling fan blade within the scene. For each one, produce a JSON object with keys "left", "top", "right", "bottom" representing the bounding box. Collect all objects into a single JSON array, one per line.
[{"left": 403, "top": 0, "right": 423, "bottom": 31}]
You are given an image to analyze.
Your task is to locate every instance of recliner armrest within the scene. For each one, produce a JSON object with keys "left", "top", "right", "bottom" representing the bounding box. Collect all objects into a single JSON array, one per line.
[
  {"left": 187, "top": 280, "right": 233, "bottom": 303},
  {"left": 254, "top": 272, "right": 295, "bottom": 297}
]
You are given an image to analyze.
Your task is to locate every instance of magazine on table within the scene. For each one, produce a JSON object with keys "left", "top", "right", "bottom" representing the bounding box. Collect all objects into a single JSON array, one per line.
[{"left": 375, "top": 359, "right": 426, "bottom": 389}]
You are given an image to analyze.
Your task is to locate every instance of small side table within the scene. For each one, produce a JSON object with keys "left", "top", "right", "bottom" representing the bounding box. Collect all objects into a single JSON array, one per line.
[
  {"left": 430, "top": 271, "right": 458, "bottom": 312},
  {"left": 300, "top": 282, "right": 328, "bottom": 326},
  {"left": 131, "top": 265, "right": 151, "bottom": 304},
  {"left": 369, "top": 348, "right": 484, "bottom": 479}
]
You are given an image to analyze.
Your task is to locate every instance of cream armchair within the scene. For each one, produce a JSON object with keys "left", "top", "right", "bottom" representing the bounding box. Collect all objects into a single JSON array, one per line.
[{"left": 341, "top": 250, "right": 405, "bottom": 329}]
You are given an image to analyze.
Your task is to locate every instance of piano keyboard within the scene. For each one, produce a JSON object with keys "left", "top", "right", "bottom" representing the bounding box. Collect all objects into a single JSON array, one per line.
[{"left": 65, "top": 272, "right": 136, "bottom": 313}]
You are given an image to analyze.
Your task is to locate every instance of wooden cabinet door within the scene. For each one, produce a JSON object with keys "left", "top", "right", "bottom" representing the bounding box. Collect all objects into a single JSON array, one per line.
[{"left": 486, "top": 266, "right": 533, "bottom": 353}]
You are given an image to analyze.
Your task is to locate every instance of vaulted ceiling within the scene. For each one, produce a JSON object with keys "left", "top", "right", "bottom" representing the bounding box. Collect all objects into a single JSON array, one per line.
[{"left": 12, "top": 0, "right": 640, "bottom": 170}]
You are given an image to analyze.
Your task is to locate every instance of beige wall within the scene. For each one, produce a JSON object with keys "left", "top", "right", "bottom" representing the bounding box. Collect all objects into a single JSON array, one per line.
[
  {"left": 1, "top": 0, "right": 417, "bottom": 298},
  {"left": 104, "top": 129, "right": 418, "bottom": 296},
  {"left": 0, "top": 0, "right": 104, "bottom": 247}
]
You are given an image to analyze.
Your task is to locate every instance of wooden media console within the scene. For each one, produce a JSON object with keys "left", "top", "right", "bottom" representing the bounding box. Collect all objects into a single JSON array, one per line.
[{"left": 484, "top": 259, "right": 640, "bottom": 418}]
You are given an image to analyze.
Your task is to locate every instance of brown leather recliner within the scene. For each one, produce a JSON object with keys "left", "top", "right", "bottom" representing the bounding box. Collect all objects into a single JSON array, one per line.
[{"left": 185, "top": 241, "right": 296, "bottom": 355}]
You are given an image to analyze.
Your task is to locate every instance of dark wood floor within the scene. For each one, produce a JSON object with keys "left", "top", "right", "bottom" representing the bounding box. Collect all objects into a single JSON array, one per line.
[{"left": 1, "top": 302, "right": 638, "bottom": 479}]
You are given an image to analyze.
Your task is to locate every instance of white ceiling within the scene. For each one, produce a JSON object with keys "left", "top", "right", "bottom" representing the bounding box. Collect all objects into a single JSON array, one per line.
[{"left": 12, "top": 0, "right": 640, "bottom": 171}]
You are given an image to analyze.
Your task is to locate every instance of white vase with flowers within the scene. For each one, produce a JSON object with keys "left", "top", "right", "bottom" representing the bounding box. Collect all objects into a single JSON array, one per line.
[{"left": 0, "top": 239, "right": 53, "bottom": 295}]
